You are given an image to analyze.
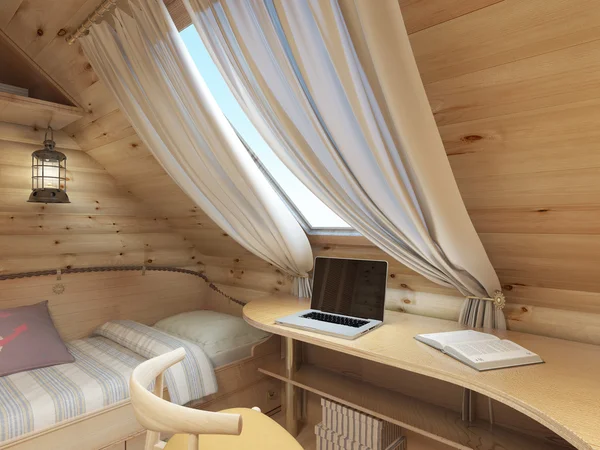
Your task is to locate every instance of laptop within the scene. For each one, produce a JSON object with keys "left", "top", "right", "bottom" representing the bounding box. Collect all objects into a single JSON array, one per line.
[{"left": 276, "top": 256, "right": 388, "bottom": 340}]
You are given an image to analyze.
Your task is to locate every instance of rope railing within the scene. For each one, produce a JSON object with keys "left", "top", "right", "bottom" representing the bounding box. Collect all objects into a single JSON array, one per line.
[{"left": 0, "top": 265, "right": 246, "bottom": 306}]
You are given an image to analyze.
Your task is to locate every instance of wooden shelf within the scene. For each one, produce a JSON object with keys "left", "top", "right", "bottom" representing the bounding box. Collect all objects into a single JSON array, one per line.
[
  {"left": 259, "top": 361, "right": 566, "bottom": 450},
  {"left": 0, "top": 91, "right": 83, "bottom": 130}
]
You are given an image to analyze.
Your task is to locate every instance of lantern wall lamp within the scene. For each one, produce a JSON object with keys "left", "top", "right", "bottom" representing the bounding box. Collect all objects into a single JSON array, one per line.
[{"left": 28, "top": 126, "right": 70, "bottom": 203}]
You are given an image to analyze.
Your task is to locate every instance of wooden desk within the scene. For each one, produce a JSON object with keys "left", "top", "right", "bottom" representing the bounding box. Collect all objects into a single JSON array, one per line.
[{"left": 243, "top": 296, "right": 600, "bottom": 450}]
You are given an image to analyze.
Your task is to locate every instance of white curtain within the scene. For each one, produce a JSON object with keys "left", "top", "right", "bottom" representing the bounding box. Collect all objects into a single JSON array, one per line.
[
  {"left": 184, "top": 0, "right": 505, "bottom": 328},
  {"left": 80, "top": 0, "right": 314, "bottom": 297}
]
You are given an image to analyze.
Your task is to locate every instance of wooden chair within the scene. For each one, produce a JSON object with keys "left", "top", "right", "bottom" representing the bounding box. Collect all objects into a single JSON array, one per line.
[{"left": 130, "top": 348, "right": 303, "bottom": 450}]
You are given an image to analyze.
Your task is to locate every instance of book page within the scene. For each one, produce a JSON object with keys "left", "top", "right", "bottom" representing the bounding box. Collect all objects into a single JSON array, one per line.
[
  {"left": 417, "top": 330, "right": 498, "bottom": 349},
  {"left": 448, "top": 339, "right": 536, "bottom": 364}
]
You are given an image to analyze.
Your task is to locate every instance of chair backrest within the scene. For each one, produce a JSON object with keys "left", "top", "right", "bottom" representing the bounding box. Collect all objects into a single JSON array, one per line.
[{"left": 130, "top": 348, "right": 242, "bottom": 450}]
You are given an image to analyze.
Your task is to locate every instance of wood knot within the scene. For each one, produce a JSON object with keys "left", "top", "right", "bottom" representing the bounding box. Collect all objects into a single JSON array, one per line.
[
  {"left": 503, "top": 284, "right": 513, "bottom": 291},
  {"left": 191, "top": 256, "right": 195, "bottom": 260},
  {"left": 402, "top": 298, "right": 411, "bottom": 304},
  {"left": 521, "top": 306, "right": 528, "bottom": 313},
  {"left": 54, "top": 240, "right": 60, "bottom": 245},
  {"left": 536, "top": 208, "right": 549, "bottom": 213},
  {"left": 400, "top": 283, "right": 409, "bottom": 289},
  {"left": 57, "top": 29, "right": 66, "bottom": 37},
  {"left": 390, "top": 273, "right": 396, "bottom": 278},
  {"left": 119, "top": 253, "right": 123, "bottom": 256},
  {"left": 66, "top": 265, "right": 72, "bottom": 269},
  {"left": 84, "top": 63, "right": 92, "bottom": 71},
  {"left": 461, "top": 135, "right": 483, "bottom": 142},
  {"left": 53, "top": 284, "right": 65, "bottom": 295},
  {"left": 131, "top": 143, "right": 138, "bottom": 148},
  {"left": 146, "top": 259, "right": 153, "bottom": 263},
  {"left": 234, "top": 258, "right": 240, "bottom": 263},
  {"left": 36, "top": 28, "right": 44, "bottom": 36},
  {"left": 323, "top": 246, "right": 331, "bottom": 250}
]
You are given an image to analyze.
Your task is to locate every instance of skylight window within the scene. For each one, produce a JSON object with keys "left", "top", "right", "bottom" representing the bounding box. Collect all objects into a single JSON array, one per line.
[{"left": 181, "top": 27, "right": 351, "bottom": 231}]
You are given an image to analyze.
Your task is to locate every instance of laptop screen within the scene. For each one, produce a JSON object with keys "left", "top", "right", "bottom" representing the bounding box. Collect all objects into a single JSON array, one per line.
[{"left": 310, "top": 257, "right": 387, "bottom": 321}]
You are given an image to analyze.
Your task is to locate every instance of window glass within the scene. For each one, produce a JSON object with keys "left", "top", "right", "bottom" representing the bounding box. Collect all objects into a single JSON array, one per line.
[{"left": 181, "top": 27, "right": 350, "bottom": 230}]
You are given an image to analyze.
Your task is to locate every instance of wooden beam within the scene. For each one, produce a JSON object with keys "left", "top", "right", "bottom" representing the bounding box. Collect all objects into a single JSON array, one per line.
[
  {"left": 0, "top": 121, "right": 80, "bottom": 149},
  {"left": 0, "top": 91, "right": 83, "bottom": 130}
]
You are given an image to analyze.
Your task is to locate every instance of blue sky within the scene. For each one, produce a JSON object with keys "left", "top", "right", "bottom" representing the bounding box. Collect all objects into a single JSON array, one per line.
[{"left": 180, "top": 26, "right": 349, "bottom": 229}]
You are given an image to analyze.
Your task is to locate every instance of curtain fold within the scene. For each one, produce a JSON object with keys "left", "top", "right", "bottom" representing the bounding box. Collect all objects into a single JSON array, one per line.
[
  {"left": 184, "top": 0, "right": 505, "bottom": 328},
  {"left": 80, "top": 0, "right": 313, "bottom": 297}
]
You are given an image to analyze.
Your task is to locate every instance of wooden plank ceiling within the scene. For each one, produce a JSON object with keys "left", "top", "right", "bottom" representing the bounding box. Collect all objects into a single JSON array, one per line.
[{"left": 2, "top": 0, "right": 600, "bottom": 337}]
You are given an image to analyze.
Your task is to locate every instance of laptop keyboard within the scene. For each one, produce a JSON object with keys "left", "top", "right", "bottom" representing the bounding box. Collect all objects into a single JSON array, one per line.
[{"left": 301, "top": 311, "right": 369, "bottom": 328}]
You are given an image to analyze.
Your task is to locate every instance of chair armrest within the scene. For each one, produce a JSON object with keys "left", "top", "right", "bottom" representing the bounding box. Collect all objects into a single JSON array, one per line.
[{"left": 130, "top": 349, "right": 242, "bottom": 436}]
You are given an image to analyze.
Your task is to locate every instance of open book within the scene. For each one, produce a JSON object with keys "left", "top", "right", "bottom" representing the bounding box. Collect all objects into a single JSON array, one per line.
[{"left": 415, "top": 330, "right": 543, "bottom": 371}]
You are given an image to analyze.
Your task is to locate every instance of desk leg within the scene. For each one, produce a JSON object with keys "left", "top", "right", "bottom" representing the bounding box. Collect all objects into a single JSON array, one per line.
[
  {"left": 285, "top": 337, "right": 300, "bottom": 436},
  {"left": 461, "top": 388, "right": 474, "bottom": 422}
]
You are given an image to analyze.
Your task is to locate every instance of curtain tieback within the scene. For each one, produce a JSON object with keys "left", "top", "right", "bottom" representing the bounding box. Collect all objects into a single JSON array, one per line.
[{"left": 465, "top": 290, "right": 506, "bottom": 310}]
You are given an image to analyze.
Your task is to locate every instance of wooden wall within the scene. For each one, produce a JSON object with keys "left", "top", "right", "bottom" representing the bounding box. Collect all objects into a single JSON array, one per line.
[
  {"left": 0, "top": 270, "right": 208, "bottom": 340},
  {"left": 0, "top": 121, "right": 199, "bottom": 274},
  {"left": 2, "top": 0, "right": 600, "bottom": 344}
]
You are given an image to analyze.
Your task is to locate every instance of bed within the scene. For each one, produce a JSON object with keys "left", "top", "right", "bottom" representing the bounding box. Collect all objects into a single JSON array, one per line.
[
  {"left": 0, "top": 336, "right": 145, "bottom": 442},
  {"left": 0, "top": 313, "right": 281, "bottom": 450}
]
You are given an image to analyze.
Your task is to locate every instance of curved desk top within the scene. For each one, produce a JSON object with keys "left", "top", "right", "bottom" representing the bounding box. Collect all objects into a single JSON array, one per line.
[{"left": 243, "top": 296, "right": 600, "bottom": 450}]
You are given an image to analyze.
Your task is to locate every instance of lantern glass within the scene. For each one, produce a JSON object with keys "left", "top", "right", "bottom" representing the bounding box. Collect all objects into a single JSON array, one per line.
[{"left": 28, "top": 127, "right": 70, "bottom": 203}]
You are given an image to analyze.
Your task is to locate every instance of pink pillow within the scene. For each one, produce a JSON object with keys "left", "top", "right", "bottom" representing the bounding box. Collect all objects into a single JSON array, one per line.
[{"left": 0, "top": 301, "right": 74, "bottom": 376}]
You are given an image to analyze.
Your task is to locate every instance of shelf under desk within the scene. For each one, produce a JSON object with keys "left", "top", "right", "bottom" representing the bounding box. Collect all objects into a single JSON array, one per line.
[
  {"left": 243, "top": 295, "right": 600, "bottom": 450},
  {"left": 259, "top": 360, "right": 565, "bottom": 450}
]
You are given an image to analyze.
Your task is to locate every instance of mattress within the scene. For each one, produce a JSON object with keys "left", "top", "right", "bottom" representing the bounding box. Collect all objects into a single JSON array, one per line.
[
  {"left": 209, "top": 338, "right": 269, "bottom": 367},
  {"left": 0, "top": 336, "right": 146, "bottom": 442},
  {"left": 154, "top": 310, "right": 271, "bottom": 367}
]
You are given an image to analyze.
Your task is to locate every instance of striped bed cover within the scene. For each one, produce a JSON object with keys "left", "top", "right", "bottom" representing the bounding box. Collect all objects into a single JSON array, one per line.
[
  {"left": 93, "top": 320, "right": 218, "bottom": 405},
  {"left": 0, "top": 321, "right": 219, "bottom": 443},
  {"left": 0, "top": 337, "right": 145, "bottom": 442}
]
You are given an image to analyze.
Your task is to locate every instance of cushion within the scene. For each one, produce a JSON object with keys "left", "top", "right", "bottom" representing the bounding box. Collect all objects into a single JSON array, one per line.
[
  {"left": 154, "top": 311, "right": 270, "bottom": 361},
  {"left": 0, "top": 301, "right": 74, "bottom": 376}
]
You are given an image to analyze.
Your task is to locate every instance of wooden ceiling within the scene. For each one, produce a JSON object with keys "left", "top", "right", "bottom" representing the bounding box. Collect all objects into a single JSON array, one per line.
[
  {"left": 2, "top": 0, "right": 600, "bottom": 342},
  {"left": 0, "top": 33, "right": 74, "bottom": 104}
]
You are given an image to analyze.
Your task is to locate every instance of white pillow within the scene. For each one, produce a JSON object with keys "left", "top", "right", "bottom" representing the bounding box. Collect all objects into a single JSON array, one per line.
[{"left": 154, "top": 311, "right": 270, "bottom": 358}]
